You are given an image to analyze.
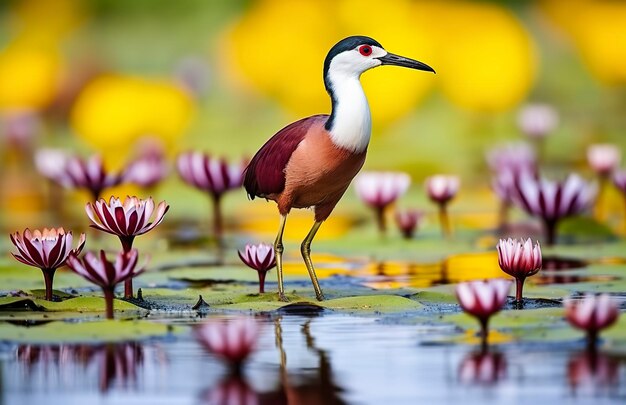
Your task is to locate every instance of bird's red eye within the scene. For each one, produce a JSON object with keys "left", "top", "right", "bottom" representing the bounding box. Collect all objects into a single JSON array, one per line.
[{"left": 359, "top": 45, "right": 372, "bottom": 56}]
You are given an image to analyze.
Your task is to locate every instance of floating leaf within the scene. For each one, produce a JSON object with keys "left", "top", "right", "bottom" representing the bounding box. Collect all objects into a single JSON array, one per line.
[{"left": 0, "top": 319, "right": 180, "bottom": 343}]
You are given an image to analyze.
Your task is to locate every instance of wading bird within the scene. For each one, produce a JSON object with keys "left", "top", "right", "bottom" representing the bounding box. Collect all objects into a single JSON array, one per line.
[{"left": 244, "top": 36, "right": 435, "bottom": 301}]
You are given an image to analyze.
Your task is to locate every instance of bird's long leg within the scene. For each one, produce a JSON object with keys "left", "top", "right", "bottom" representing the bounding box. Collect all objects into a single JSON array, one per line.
[
  {"left": 274, "top": 214, "right": 288, "bottom": 302},
  {"left": 301, "top": 221, "right": 325, "bottom": 301}
]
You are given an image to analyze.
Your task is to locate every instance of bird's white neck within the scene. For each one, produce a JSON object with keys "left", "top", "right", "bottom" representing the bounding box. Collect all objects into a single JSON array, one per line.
[{"left": 325, "top": 71, "right": 371, "bottom": 154}]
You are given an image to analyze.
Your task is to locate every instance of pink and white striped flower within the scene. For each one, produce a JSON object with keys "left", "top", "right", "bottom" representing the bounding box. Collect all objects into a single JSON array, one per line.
[
  {"left": 486, "top": 142, "right": 537, "bottom": 176},
  {"left": 395, "top": 208, "right": 423, "bottom": 239},
  {"left": 564, "top": 294, "right": 619, "bottom": 344},
  {"left": 456, "top": 279, "right": 511, "bottom": 340},
  {"left": 238, "top": 243, "right": 276, "bottom": 293},
  {"left": 66, "top": 250, "right": 143, "bottom": 319},
  {"left": 122, "top": 153, "right": 169, "bottom": 188},
  {"left": 517, "top": 103, "right": 559, "bottom": 139},
  {"left": 86, "top": 196, "right": 168, "bottom": 299},
  {"left": 354, "top": 171, "right": 411, "bottom": 209},
  {"left": 587, "top": 143, "right": 622, "bottom": 177},
  {"left": 512, "top": 173, "right": 596, "bottom": 244},
  {"left": 195, "top": 317, "right": 260, "bottom": 369},
  {"left": 41, "top": 154, "right": 122, "bottom": 200},
  {"left": 177, "top": 151, "right": 245, "bottom": 197},
  {"left": 497, "top": 238, "right": 542, "bottom": 303},
  {"left": 425, "top": 175, "right": 460, "bottom": 205},
  {"left": 86, "top": 196, "right": 169, "bottom": 243},
  {"left": 177, "top": 151, "right": 245, "bottom": 242},
  {"left": 9, "top": 228, "right": 86, "bottom": 301},
  {"left": 587, "top": 144, "right": 621, "bottom": 177},
  {"left": 34, "top": 148, "right": 71, "bottom": 183},
  {"left": 355, "top": 171, "right": 411, "bottom": 234}
]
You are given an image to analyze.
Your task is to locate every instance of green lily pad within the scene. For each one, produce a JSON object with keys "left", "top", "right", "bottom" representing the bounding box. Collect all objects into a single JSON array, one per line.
[
  {"left": 444, "top": 307, "right": 565, "bottom": 330},
  {"left": 0, "top": 319, "right": 181, "bottom": 343},
  {"left": 214, "top": 293, "right": 423, "bottom": 313},
  {"left": 0, "top": 296, "right": 144, "bottom": 313}
]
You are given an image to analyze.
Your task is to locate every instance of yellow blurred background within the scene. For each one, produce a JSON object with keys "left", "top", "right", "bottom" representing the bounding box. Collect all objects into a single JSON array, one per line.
[{"left": 1, "top": 0, "right": 626, "bottom": 235}]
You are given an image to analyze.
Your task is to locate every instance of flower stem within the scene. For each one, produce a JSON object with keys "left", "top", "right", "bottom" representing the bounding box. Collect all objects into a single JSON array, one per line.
[
  {"left": 258, "top": 271, "right": 266, "bottom": 294},
  {"left": 212, "top": 194, "right": 223, "bottom": 246},
  {"left": 515, "top": 277, "right": 525, "bottom": 307},
  {"left": 544, "top": 219, "right": 557, "bottom": 246},
  {"left": 439, "top": 203, "right": 451, "bottom": 238},
  {"left": 586, "top": 330, "right": 598, "bottom": 352},
  {"left": 103, "top": 288, "right": 114, "bottom": 319},
  {"left": 375, "top": 206, "right": 386, "bottom": 236},
  {"left": 42, "top": 269, "right": 56, "bottom": 301},
  {"left": 498, "top": 200, "right": 510, "bottom": 231},
  {"left": 479, "top": 317, "right": 489, "bottom": 351},
  {"left": 120, "top": 237, "right": 135, "bottom": 299}
]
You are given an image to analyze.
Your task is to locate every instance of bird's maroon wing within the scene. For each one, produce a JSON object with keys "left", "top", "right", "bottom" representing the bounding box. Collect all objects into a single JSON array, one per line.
[{"left": 244, "top": 114, "right": 328, "bottom": 199}]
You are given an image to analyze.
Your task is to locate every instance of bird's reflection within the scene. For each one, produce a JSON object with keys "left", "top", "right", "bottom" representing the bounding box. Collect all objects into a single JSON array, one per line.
[
  {"left": 458, "top": 348, "right": 507, "bottom": 386},
  {"left": 276, "top": 317, "right": 347, "bottom": 405},
  {"left": 15, "top": 342, "right": 163, "bottom": 393},
  {"left": 201, "top": 316, "right": 347, "bottom": 405},
  {"left": 567, "top": 350, "right": 620, "bottom": 397}
]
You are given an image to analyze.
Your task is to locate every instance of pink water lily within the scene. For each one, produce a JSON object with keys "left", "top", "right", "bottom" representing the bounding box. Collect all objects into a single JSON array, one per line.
[
  {"left": 564, "top": 294, "right": 619, "bottom": 348},
  {"left": 86, "top": 196, "right": 168, "bottom": 298},
  {"left": 517, "top": 103, "right": 558, "bottom": 139},
  {"left": 456, "top": 279, "right": 511, "bottom": 345},
  {"left": 486, "top": 142, "right": 537, "bottom": 176},
  {"left": 425, "top": 175, "right": 460, "bottom": 238},
  {"left": 195, "top": 317, "right": 260, "bottom": 372},
  {"left": 238, "top": 243, "right": 276, "bottom": 293},
  {"left": 354, "top": 171, "right": 411, "bottom": 234},
  {"left": 497, "top": 238, "right": 542, "bottom": 305},
  {"left": 395, "top": 208, "right": 422, "bottom": 239},
  {"left": 66, "top": 250, "right": 143, "bottom": 319},
  {"left": 512, "top": 173, "right": 596, "bottom": 245},
  {"left": 122, "top": 153, "right": 169, "bottom": 189},
  {"left": 177, "top": 151, "right": 245, "bottom": 243},
  {"left": 487, "top": 143, "right": 537, "bottom": 228},
  {"left": 587, "top": 144, "right": 621, "bottom": 177},
  {"left": 43, "top": 154, "right": 122, "bottom": 201},
  {"left": 10, "top": 228, "right": 86, "bottom": 301}
]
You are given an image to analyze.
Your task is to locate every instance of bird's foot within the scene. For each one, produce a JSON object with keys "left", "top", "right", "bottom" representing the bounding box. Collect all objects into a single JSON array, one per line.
[
  {"left": 315, "top": 293, "right": 325, "bottom": 302},
  {"left": 278, "top": 292, "right": 289, "bottom": 303}
]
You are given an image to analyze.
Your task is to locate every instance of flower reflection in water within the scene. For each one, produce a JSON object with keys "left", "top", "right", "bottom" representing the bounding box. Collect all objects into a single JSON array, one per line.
[
  {"left": 15, "top": 342, "right": 165, "bottom": 394},
  {"left": 458, "top": 349, "right": 507, "bottom": 386},
  {"left": 201, "top": 316, "right": 347, "bottom": 405},
  {"left": 567, "top": 351, "right": 620, "bottom": 398}
]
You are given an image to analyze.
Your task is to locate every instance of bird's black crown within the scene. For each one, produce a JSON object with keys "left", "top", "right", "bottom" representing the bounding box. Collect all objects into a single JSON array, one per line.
[{"left": 323, "top": 36, "right": 383, "bottom": 85}]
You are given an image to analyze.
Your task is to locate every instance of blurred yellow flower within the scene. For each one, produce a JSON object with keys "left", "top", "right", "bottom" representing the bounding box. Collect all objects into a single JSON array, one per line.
[
  {"left": 223, "top": 0, "right": 437, "bottom": 127},
  {"left": 224, "top": 0, "right": 339, "bottom": 116},
  {"left": 71, "top": 75, "right": 195, "bottom": 166},
  {"left": 0, "top": 44, "right": 62, "bottom": 110},
  {"left": 542, "top": 0, "right": 626, "bottom": 86},
  {"left": 434, "top": 1, "right": 536, "bottom": 112},
  {"left": 223, "top": 0, "right": 535, "bottom": 119}
]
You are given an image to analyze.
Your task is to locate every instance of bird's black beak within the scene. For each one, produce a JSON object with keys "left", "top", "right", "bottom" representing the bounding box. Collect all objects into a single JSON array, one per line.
[{"left": 378, "top": 52, "right": 435, "bottom": 73}]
